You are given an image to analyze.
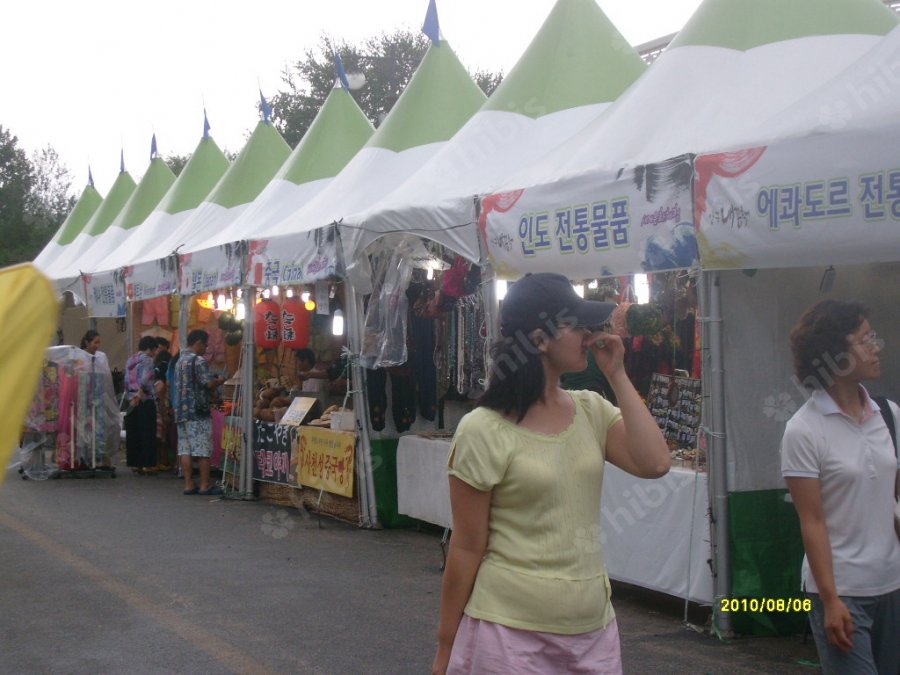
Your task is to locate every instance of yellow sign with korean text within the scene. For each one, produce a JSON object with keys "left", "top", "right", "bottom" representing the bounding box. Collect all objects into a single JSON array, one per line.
[{"left": 297, "top": 426, "right": 356, "bottom": 498}]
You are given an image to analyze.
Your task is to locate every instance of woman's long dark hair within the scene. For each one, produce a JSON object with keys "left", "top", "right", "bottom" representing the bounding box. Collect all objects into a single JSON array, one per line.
[{"left": 477, "top": 333, "right": 546, "bottom": 423}]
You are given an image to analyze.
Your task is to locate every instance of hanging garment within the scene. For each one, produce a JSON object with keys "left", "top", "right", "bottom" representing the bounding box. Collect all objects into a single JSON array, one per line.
[
  {"left": 390, "top": 366, "right": 417, "bottom": 433},
  {"left": 366, "top": 368, "right": 387, "bottom": 431},
  {"left": 408, "top": 314, "right": 437, "bottom": 422}
]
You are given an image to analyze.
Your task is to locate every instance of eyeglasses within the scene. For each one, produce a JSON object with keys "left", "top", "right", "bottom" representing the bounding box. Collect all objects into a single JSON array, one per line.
[{"left": 850, "top": 331, "right": 884, "bottom": 351}]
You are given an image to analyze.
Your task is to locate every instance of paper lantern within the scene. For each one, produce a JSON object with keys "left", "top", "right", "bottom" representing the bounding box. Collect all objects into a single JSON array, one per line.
[
  {"left": 254, "top": 298, "right": 281, "bottom": 349},
  {"left": 280, "top": 297, "right": 311, "bottom": 349}
]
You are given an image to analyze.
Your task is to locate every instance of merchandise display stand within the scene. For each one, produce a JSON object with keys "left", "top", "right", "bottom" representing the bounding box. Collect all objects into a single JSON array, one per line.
[{"left": 21, "top": 346, "right": 121, "bottom": 480}]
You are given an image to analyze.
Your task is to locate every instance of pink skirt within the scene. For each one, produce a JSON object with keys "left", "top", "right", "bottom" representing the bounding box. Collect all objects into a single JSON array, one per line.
[{"left": 447, "top": 615, "right": 622, "bottom": 675}]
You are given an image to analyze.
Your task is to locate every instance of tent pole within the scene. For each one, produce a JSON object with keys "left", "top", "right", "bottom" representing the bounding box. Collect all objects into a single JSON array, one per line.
[
  {"left": 702, "top": 271, "right": 733, "bottom": 638},
  {"left": 240, "top": 284, "right": 255, "bottom": 498},
  {"left": 346, "top": 283, "right": 378, "bottom": 528}
]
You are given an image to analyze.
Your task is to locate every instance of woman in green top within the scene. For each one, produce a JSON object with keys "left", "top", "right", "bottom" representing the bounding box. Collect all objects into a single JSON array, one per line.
[{"left": 433, "top": 273, "right": 670, "bottom": 675}]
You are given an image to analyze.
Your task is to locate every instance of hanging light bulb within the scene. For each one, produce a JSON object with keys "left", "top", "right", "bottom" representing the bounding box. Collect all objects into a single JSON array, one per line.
[
  {"left": 301, "top": 291, "right": 311, "bottom": 303},
  {"left": 426, "top": 267, "right": 434, "bottom": 281},
  {"left": 271, "top": 285, "right": 280, "bottom": 296},
  {"left": 225, "top": 297, "right": 234, "bottom": 311},
  {"left": 236, "top": 302, "right": 246, "bottom": 320},
  {"left": 305, "top": 299, "right": 316, "bottom": 312},
  {"left": 286, "top": 288, "right": 294, "bottom": 298},
  {"left": 263, "top": 289, "right": 270, "bottom": 299},
  {"left": 216, "top": 293, "right": 227, "bottom": 310},
  {"left": 495, "top": 279, "right": 508, "bottom": 301},
  {"left": 236, "top": 288, "right": 243, "bottom": 299},
  {"left": 332, "top": 309, "right": 344, "bottom": 336},
  {"left": 634, "top": 274, "right": 650, "bottom": 304}
]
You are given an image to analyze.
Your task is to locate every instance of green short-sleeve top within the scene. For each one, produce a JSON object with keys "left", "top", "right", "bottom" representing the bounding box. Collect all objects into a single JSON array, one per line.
[{"left": 448, "top": 389, "right": 623, "bottom": 634}]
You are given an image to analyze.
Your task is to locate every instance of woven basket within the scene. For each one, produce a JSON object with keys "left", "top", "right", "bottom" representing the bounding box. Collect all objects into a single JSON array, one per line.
[{"left": 258, "top": 482, "right": 360, "bottom": 525}]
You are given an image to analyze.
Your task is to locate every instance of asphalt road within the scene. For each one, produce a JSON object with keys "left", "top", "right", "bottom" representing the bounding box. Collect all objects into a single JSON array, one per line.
[{"left": 1, "top": 460, "right": 820, "bottom": 674}]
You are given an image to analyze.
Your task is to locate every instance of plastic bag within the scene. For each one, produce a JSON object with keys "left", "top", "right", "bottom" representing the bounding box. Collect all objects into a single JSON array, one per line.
[{"left": 360, "top": 236, "right": 422, "bottom": 369}]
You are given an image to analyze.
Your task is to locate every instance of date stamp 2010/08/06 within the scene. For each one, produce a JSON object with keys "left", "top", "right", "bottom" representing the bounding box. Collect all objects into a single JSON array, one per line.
[{"left": 720, "top": 597, "right": 812, "bottom": 613}]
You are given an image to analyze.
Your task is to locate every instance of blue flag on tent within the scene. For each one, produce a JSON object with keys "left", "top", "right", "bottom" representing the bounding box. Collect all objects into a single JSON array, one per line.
[
  {"left": 203, "top": 109, "right": 211, "bottom": 138},
  {"left": 334, "top": 52, "right": 350, "bottom": 91},
  {"left": 120, "top": 149, "right": 125, "bottom": 173},
  {"left": 88, "top": 166, "right": 94, "bottom": 188},
  {"left": 150, "top": 133, "right": 158, "bottom": 160},
  {"left": 422, "top": 0, "right": 441, "bottom": 45},
  {"left": 260, "top": 89, "right": 272, "bottom": 124}
]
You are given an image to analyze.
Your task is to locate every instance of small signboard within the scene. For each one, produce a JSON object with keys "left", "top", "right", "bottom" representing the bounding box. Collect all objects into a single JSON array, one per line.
[
  {"left": 297, "top": 426, "right": 356, "bottom": 498},
  {"left": 278, "top": 397, "right": 321, "bottom": 427}
]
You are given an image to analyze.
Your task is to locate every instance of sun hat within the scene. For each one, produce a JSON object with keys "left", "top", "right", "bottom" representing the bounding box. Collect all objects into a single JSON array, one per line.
[{"left": 500, "top": 273, "right": 617, "bottom": 337}]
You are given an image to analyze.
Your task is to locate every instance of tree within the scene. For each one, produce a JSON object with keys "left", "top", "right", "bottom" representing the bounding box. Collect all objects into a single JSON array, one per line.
[
  {"left": 0, "top": 127, "right": 74, "bottom": 266},
  {"left": 165, "top": 154, "right": 189, "bottom": 177},
  {"left": 272, "top": 31, "right": 502, "bottom": 148},
  {"left": 28, "top": 145, "right": 75, "bottom": 226}
]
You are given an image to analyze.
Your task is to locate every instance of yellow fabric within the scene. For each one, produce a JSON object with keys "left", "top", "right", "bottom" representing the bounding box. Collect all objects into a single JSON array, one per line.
[
  {"left": 448, "top": 390, "right": 623, "bottom": 634},
  {"left": 0, "top": 265, "right": 59, "bottom": 484}
]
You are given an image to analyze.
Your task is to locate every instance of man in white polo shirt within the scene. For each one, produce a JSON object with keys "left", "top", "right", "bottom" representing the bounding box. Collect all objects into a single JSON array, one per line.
[{"left": 781, "top": 299, "right": 900, "bottom": 675}]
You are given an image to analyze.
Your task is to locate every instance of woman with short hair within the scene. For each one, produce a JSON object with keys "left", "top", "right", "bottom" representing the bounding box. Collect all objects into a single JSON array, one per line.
[{"left": 782, "top": 299, "right": 899, "bottom": 674}]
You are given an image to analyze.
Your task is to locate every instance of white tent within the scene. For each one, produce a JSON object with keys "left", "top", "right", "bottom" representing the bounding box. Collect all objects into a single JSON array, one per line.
[
  {"left": 178, "top": 85, "right": 374, "bottom": 293},
  {"left": 247, "top": 38, "right": 486, "bottom": 290},
  {"left": 481, "top": 0, "right": 899, "bottom": 281},
  {"left": 340, "top": 0, "right": 647, "bottom": 270},
  {"left": 88, "top": 131, "right": 230, "bottom": 301}
]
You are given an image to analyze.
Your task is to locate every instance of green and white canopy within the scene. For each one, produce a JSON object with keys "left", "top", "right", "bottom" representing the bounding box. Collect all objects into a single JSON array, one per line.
[
  {"left": 249, "top": 40, "right": 486, "bottom": 288},
  {"left": 343, "top": 0, "right": 647, "bottom": 267},
  {"left": 93, "top": 134, "right": 230, "bottom": 299},
  {"left": 696, "top": 21, "right": 900, "bottom": 271},
  {"left": 82, "top": 156, "right": 176, "bottom": 273},
  {"left": 33, "top": 179, "right": 103, "bottom": 274},
  {"left": 180, "top": 86, "right": 374, "bottom": 292},
  {"left": 42, "top": 167, "right": 136, "bottom": 287},
  {"left": 482, "top": 0, "right": 899, "bottom": 280},
  {"left": 129, "top": 119, "right": 291, "bottom": 294}
]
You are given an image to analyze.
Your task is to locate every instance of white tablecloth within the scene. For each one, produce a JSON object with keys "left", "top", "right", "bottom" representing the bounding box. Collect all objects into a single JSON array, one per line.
[{"left": 396, "top": 435, "right": 713, "bottom": 604}]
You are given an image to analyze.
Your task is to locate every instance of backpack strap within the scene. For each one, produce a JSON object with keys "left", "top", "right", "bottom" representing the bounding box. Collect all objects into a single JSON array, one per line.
[{"left": 873, "top": 395, "right": 897, "bottom": 453}]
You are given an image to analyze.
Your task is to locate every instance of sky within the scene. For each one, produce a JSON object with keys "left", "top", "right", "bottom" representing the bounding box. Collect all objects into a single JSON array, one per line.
[{"left": 2, "top": 0, "right": 702, "bottom": 196}]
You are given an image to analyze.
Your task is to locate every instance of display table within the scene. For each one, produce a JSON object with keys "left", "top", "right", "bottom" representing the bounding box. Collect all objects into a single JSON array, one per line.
[{"left": 396, "top": 435, "right": 713, "bottom": 604}]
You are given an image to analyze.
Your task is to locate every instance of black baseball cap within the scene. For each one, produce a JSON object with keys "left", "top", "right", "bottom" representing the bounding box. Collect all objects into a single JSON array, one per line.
[{"left": 500, "top": 273, "right": 616, "bottom": 337}]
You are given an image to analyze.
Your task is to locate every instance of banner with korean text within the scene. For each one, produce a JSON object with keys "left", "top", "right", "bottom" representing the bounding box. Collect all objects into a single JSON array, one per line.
[
  {"left": 297, "top": 426, "right": 356, "bottom": 498},
  {"left": 84, "top": 270, "right": 127, "bottom": 318},
  {"left": 695, "top": 127, "right": 900, "bottom": 270},
  {"left": 246, "top": 226, "right": 339, "bottom": 289},
  {"left": 480, "top": 154, "right": 698, "bottom": 280},
  {"left": 179, "top": 244, "right": 246, "bottom": 295},
  {"left": 124, "top": 258, "right": 179, "bottom": 302}
]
